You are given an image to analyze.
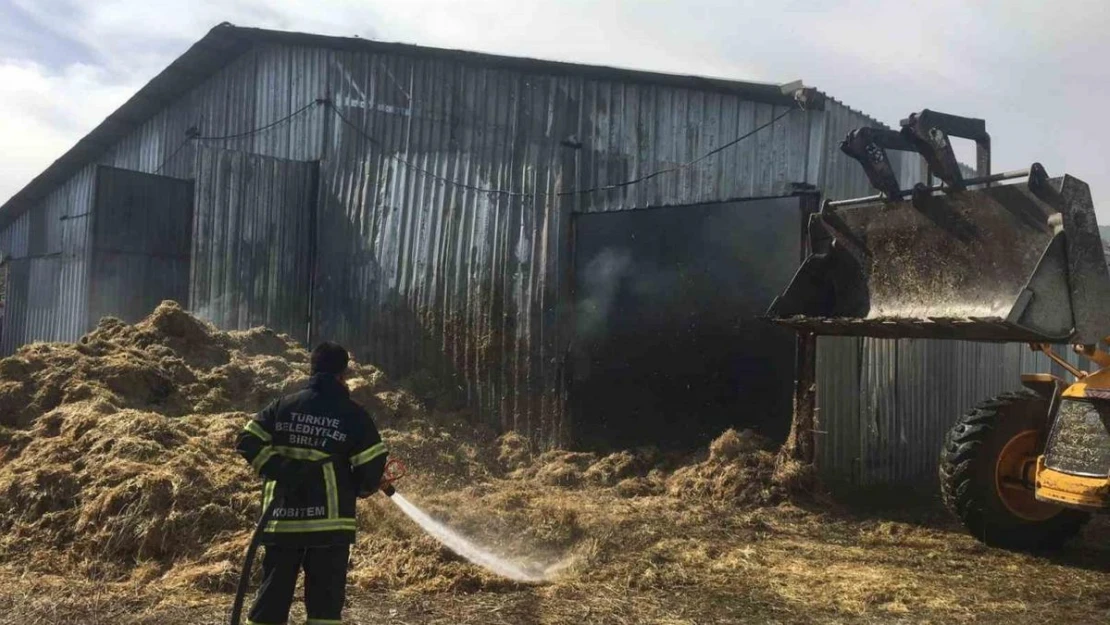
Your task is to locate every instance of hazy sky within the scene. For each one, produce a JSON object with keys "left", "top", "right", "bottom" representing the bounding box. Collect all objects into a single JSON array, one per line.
[{"left": 2, "top": 0, "right": 1109, "bottom": 217}]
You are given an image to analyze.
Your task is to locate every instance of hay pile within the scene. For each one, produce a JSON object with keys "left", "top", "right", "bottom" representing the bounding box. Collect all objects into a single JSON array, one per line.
[
  {"left": 0, "top": 301, "right": 394, "bottom": 429},
  {"left": 0, "top": 301, "right": 805, "bottom": 595},
  {"left": 505, "top": 427, "right": 795, "bottom": 505},
  {"left": 667, "top": 428, "right": 785, "bottom": 504},
  {"left": 0, "top": 302, "right": 428, "bottom": 582}
]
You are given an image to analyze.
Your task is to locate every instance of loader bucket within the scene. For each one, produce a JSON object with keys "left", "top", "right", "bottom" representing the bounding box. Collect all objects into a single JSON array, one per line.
[{"left": 766, "top": 166, "right": 1110, "bottom": 344}]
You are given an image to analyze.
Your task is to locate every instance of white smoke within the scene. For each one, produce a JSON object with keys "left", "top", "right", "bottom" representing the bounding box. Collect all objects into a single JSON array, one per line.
[
  {"left": 190, "top": 293, "right": 228, "bottom": 326},
  {"left": 575, "top": 248, "right": 632, "bottom": 343}
]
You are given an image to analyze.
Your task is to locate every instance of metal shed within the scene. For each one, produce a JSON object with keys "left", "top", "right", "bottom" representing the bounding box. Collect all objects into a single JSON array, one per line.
[{"left": 0, "top": 23, "right": 1042, "bottom": 484}]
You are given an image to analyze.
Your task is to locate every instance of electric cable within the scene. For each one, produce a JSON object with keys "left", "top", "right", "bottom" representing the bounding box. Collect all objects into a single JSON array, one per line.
[
  {"left": 154, "top": 93, "right": 796, "bottom": 198},
  {"left": 154, "top": 100, "right": 323, "bottom": 174},
  {"left": 328, "top": 100, "right": 797, "bottom": 198},
  {"left": 196, "top": 100, "right": 321, "bottom": 142}
]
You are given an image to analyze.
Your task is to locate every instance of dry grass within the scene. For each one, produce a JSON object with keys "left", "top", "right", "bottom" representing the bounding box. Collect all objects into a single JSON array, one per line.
[
  {"left": 0, "top": 302, "right": 1107, "bottom": 624},
  {"left": 1, "top": 509, "right": 1107, "bottom": 624}
]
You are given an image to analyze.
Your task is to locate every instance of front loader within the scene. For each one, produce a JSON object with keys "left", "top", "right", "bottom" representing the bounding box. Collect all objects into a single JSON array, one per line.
[{"left": 766, "top": 109, "right": 1110, "bottom": 550}]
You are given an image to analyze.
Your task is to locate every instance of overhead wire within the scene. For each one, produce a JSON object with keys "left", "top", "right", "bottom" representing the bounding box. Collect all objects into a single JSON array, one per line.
[
  {"left": 327, "top": 99, "right": 798, "bottom": 198},
  {"left": 153, "top": 135, "right": 195, "bottom": 175},
  {"left": 153, "top": 99, "right": 324, "bottom": 174},
  {"left": 194, "top": 99, "right": 322, "bottom": 142},
  {"left": 152, "top": 94, "right": 799, "bottom": 198}
]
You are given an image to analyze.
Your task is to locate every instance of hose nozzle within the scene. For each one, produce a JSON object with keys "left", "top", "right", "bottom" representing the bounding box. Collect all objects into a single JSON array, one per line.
[{"left": 379, "top": 457, "right": 406, "bottom": 497}]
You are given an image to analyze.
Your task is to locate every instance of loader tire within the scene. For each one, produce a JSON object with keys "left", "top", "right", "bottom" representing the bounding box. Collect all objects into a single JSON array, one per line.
[{"left": 939, "top": 389, "right": 1090, "bottom": 551}]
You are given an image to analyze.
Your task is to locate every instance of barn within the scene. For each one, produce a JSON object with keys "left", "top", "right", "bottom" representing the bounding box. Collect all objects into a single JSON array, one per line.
[{"left": 0, "top": 22, "right": 1058, "bottom": 486}]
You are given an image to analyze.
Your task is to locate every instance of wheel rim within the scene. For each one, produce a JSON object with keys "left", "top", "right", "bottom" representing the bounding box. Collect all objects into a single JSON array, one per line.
[{"left": 994, "top": 429, "right": 1061, "bottom": 522}]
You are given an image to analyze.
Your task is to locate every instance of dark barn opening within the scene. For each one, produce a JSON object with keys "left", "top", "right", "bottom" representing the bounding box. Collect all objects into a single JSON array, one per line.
[
  {"left": 88, "top": 166, "right": 195, "bottom": 327},
  {"left": 569, "top": 196, "right": 809, "bottom": 451}
]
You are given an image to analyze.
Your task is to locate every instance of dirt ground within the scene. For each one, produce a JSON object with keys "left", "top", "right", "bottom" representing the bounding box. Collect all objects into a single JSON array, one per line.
[{"left": 0, "top": 303, "right": 1107, "bottom": 625}]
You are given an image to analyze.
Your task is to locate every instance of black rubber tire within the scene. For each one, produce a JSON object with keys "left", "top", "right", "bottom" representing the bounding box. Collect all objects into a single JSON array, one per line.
[{"left": 939, "top": 389, "right": 1090, "bottom": 551}]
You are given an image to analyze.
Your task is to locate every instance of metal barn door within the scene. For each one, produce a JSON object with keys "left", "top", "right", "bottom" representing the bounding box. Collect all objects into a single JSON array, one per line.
[
  {"left": 570, "top": 196, "right": 807, "bottom": 450},
  {"left": 88, "top": 166, "right": 194, "bottom": 326},
  {"left": 191, "top": 147, "right": 318, "bottom": 344}
]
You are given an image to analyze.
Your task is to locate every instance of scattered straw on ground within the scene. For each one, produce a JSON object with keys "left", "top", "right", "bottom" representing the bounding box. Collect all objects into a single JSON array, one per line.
[{"left": 0, "top": 301, "right": 1107, "bottom": 624}]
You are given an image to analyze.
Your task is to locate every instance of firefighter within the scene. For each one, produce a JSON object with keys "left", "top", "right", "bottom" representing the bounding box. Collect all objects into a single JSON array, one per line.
[{"left": 236, "top": 341, "right": 388, "bottom": 625}]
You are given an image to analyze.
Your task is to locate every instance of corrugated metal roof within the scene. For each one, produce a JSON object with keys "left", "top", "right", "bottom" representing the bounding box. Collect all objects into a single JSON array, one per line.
[{"left": 0, "top": 22, "right": 810, "bottom": 230}]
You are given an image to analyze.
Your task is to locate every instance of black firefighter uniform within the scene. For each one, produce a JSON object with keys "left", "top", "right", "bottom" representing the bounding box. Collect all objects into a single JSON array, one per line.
[{"left": 236, "top": 373, "right": 389, "bottom": 625}]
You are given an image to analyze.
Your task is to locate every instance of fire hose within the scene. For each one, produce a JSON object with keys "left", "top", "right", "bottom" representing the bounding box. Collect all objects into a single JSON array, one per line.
[{"left": 229, "top": 457, "right": 407, "bottom": 625}]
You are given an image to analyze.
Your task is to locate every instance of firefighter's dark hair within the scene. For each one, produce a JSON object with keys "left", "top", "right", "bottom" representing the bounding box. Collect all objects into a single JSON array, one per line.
[{"left": 311, "top": 341, "right": 349, "bottom": 376}]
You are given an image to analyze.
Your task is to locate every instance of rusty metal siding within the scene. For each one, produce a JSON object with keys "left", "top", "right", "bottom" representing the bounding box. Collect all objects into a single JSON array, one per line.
[{"left": 190, "top": 146, "right": 317, "bottom": 343}]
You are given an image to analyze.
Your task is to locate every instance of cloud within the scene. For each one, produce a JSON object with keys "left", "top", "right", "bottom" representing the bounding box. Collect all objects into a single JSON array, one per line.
[
  {"left": 0, "top": 2, "right": 97, "bottom": 67},
  {"left": 2, "top": 0, "right": 1110, "bottom": 221},
  {"left": 0, "top": 0, "right": 387, "bottom": 206},
  {"left": 6, "top": 0, "right": 385, "bottom": 77},
  {"left": 0, "top": 59, "right": 136, "bottom": 201}
]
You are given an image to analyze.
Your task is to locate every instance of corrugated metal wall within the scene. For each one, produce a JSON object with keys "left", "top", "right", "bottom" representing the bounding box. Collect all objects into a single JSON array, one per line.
[
  {"left": 0, "top": 169, "right": 94, "bottom": 354},
  {"left": 0, "top": 45, "right": 329, "bottom": 353},
  {"left": 87, "top": 166, "right": 194, "bottom": 326},
  {"left": 816, "top": 338, "right": 1090, "bottom": 487},
  {"left": 5, "top": 38, "right": 1042, "bottom": 479},
  {"left": 315, "top": 52, "right": 567, "bottom": 444},
  {"left": 97, "top": 45, "right": 328, "bottom": 177},
  {"left": 313, "top": 49, "right": 911, "bottom": 446},
  {"left": 191, "top": 146, "right": 318, "bottom": 342}
]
